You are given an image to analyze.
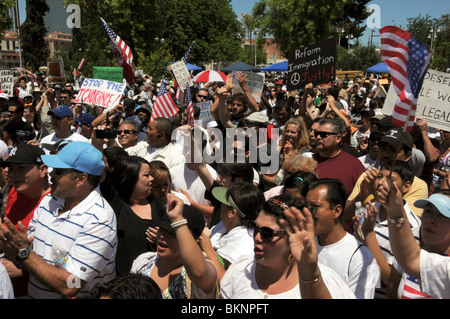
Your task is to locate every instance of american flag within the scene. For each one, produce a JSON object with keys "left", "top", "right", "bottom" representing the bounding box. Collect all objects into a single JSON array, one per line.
[
  {"left": 151, "top": 81, "right": 178, "bottom": 121},
  {"left": 100, "top": 17, "right": 134, "bottom": 86},
  {"left": 380, "top": 26, "right": 431, "bottom": 131},
  {"left": 186, "top": 84, "right": 194, "bottom": 126}
]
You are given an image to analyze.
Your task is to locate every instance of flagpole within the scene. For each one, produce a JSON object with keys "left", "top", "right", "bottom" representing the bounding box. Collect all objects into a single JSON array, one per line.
[{"left": 388, "top": 130, "right": 405, "bottom": 178}]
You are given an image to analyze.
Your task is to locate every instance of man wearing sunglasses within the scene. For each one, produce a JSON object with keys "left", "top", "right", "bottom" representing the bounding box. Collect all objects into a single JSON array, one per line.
[
  {"left": 313, "top": 118, "right": 366, "bottom": 195},
  {"left": 0, "top": 142, "right": 117, "bottom": 299}
]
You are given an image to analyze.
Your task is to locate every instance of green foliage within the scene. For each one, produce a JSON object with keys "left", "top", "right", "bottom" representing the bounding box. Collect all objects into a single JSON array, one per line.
[
  {"left": 337, "top": 45, "right": 380, "bottom": 71},
  {"left": 19, "top": 0, "right": 49, "bottom": 71},
  {"left": 252, "top": 0, "right": 371, "bottom": 54},
  {"left": 0, "top": 0, "right": 15, "bottom": 35},
  {"left": 406, "top": 14, "right": 450, "bottom": 71}
]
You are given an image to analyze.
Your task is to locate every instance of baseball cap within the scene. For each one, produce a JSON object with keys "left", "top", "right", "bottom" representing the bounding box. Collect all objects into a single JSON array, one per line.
[
  {"left": 135, "top": 105, "right": 152, "bottom": 116},
  {"left": 414, "top": 194, "right": 450, "bottom": 218},
  {"left": 75, "top": 113, "right": 95, "bottom": 125},
  {"left": 380, "top": 127, "right": 413, "bottom": 149},
  {"left": 212, "top": 187, "right": 246, "bottom": 218},
  {"left": 41, "top": 141, "right": 105, "bottom": 176},
  {"left": 157, "top": 205, "right": 205, "bottom": 239},
  {"left": 48, "top": 105, "right": 73, "bottom": 118},
  {"left": 0, "top": 144, "right": 45, "bottom": 167},
  {"left": 122, "top": 98, "right": 136, "bottom": 110},
  {"left": 244, "top": 112, "right": 269, "bottom": 126}
]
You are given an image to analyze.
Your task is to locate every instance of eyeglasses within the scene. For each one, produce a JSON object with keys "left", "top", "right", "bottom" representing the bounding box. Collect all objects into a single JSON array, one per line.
[
  {"left": 314, "top": 131, "right": 338, "bottom": 139},
  {"left": 247, "top": 220, "right": 286, "bottom": 242},
  {"left": 117, "top": 130, "right": 137, "bottom": 135},
  {"left": 8, "top": 110, "right": 17, "bottom": 114},
  {"left": 197, "top": 95, "right": 208, "bottom": 99},
  {"left": 60, "top": 96, "right": 69, "bottom": 100},
  {"left": 53, "top": 168, "right": 80, "bottom": 176}
]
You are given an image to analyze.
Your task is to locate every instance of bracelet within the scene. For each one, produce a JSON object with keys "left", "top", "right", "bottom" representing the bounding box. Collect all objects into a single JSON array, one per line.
[
  {"left": 388, "top": 216, "right": 406, "bottom": 224},
  {"left": 299, "top": 273, "right": 321, "bottom": 284},
  {"left": 171, "top": 219, "right": 188, "bottom": 230}
]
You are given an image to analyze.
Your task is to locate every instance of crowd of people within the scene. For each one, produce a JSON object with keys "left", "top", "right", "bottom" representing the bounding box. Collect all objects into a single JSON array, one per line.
[{"left": 0, "top": 64, "right": 448, "bottom": 300}]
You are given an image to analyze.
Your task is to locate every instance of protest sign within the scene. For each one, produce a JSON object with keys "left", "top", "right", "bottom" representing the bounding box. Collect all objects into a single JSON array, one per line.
[
  {"left": 287, "top": 38, "right": 336, "bottom": 90},
  {"left": 46, "top": 58, "right": 66, "bottom": 83},
  {"left": 74, "top": 78, "right": 125, "bottom": 109},
  {"left": 383, "top": 69, "right": 450, "bottom": 131},
  {"left": 0, "top": 69, "right": 14, "bottom": 96},
  {"left": 168, "top": 61, "right": 192, "bottom": 91},
  {"left": 196, "top": 100, "right": 214, "bottom": 127},
  {"left": 232, "top": 71, "right": 265, "bottom": 103},
  {"left": 93, "top": 66, "right": 123, "bottom": 83}
]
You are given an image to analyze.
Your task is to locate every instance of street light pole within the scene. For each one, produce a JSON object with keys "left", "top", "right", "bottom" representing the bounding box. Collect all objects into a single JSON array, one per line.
[{"left": 14, "top": 28, "right": 23, "bottom": 68}]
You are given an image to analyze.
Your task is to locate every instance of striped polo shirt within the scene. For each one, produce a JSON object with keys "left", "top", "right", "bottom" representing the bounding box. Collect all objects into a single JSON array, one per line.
[{"left": 27, "top": 187, "right": 117, "bottom": 299}]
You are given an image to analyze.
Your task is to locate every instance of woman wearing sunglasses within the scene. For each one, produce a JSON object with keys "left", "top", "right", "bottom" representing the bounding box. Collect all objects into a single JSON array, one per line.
[{"left": 220, "top": 195, "right": 355, "bottom": 299}]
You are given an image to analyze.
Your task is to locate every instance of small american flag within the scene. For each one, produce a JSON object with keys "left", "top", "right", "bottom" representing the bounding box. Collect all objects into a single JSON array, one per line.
[
  {"left": 380, "top": 26, "right": 431, "bottom": 131},
  {"left": 186, "top": 84, "right": 194, "bottom": 126},
  {"left": 151, "top": 81, "right": 178, "bottom": 121},
  {"left": 100, "top": 17, "right": 134, "bottom": 86}
]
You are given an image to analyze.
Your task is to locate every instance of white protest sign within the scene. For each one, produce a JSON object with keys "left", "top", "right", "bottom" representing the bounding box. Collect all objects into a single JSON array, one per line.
[
  {"left": 232, "top": 71, "right": 265, "bottom": 103},
  {"left": 383, "top": 69, "right": 450, "bottom": 131},
  {"left": 74, "top": 78, "right": 125, "bottom": 109},
  {"left": 196, "top": 100, "right": 214, "bottom": 127},
  {"left": 169, "top": 61, "right": 192, "bottom": 91},
  {"left": 0, "top": 70, "right": 14, "bottom": 97}
]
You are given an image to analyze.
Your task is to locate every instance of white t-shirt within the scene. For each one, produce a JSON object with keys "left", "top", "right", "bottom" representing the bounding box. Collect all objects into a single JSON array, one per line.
[
  {"left": 317, "top": 233, "right": 380, "bottom": 299},
  {"left": 220, "top": 255, "right": 356, "bottom": 299},
  {"left": 210, "top": 222, "right": 254, "bottom": 264},
  {"left": 126, "top": 141, "right": 185, "bottom": 169},
  {"left": 40, "top": 132, "right": 90, "bottom": 154},
  {"left": 419, "top": 250, "right": 450, "bottom": 299},
  {"left": 0, "top": 262, "right": 14, "bottom": 299}
]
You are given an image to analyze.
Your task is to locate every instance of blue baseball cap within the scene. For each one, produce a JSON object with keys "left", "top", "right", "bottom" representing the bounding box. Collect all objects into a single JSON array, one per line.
[
  {"left": 41, "top": 141, "right": 105, "bottom": 176},
  {"left": 414, "top": 194, "right": 450, "bottom": 218},
  {"left": 75, "top": 113, "right": 95, "bottom": 125},
  {"left": 48, "top": 105, "right": 73, "bottom": 118}
]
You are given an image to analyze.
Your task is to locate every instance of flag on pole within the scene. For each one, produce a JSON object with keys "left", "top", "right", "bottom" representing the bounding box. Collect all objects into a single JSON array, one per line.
[
  {"left": 151, "top": 81, "right": 178, "bottom": 121},
  {"left": 175, "top": 41, "right": 195, "bottom": 103},
  {"left": 380, "top": 26, "right": 431, "bottom": 131},
  {"left": 186, "top": 84, "right": 194, "bottom": 126},
  {"left": 100, "top": 17, "right": 134, "bottom": 87}
]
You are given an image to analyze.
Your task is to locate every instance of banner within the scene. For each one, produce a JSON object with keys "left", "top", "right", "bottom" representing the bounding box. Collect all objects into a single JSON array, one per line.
[
  {"left": 232, "top": 71, "right": 265, "bottom": 103},
  {"left": 168, "top": 61, "right": 192, "bottom": 91},
  {"left": 287, "top": 37, "right": 336, "bottom": 90},
  {"left": 0, "top": 69, "right": 14, "bottom": 97},
  {"left": 383, "top": 69, "right": 450, "bottom": 131},
  {"left": 93, "top": 66, "right": 123, "bottom": 83},
  {"left": 74, "top": 78, "right": 125, "bottom": 109}
]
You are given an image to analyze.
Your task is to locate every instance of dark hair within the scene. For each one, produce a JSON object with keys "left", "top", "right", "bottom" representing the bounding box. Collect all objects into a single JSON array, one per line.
[
  {"left": 309, "top": 178, "right": 348, "bottom": 220},
  {"left": 327, "top": 86, "right": 339, "bottom": 100},
  {"left": 380, "top": 160, "right": 414, "bottom": 185},
  {"left": 262, "top": 194, "right": 305, "bottom": 223},
  {"left": 305, "top": 88, "right": 316, "bottom": 99},
  {"left": 103, "top": 146, "right": 129, "bottom": 171},
  {"left": 229, "top": 92, "right": 248, "bottom": 108},
  {"left": 274, "top": 99, "right": 291, "bottom": 113},
  {"left": 226, "top": 181, "right": 265, "bottom": 222},
  {"left": 114, "top": 156, "right": 150, "bottom": 204},
  {"left": 283, "top": 171, "right": 318, "bottom": 198},
  {"left": 216, "top": 161, "right": 254, "bottom": 184},
  {"left": 154, "top": 117, "right": 174, "bottom": 142},
  {"left": 82, "top": 273, "right": 162, "bottom": 299}
]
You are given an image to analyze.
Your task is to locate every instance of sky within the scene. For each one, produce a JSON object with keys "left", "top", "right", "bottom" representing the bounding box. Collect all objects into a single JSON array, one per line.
[{"left": 17, "top": 0, "right": 448, "bottom": 46}]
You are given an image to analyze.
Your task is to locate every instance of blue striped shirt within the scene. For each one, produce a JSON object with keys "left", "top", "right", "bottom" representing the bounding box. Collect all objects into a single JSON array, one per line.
[{"left": 27, "top": 187, "right": 117, "bottom": 299}]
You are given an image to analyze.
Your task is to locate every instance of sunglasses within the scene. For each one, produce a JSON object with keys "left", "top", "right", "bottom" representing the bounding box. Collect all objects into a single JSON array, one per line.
[
  {"left": 117, "top": 130, "right": 137, "bottom": 135},
  {"left": 247, "top": 220, "right": 286, "bottom": 242},
  {"left": 314, "top": 131, "right": 338, "bottom": 139},
  {"left": 8, "top": 110, "right": 17, "bottom": 114},
  {"left": 197, "top": 95, "right": 208, "bottom": 99}
]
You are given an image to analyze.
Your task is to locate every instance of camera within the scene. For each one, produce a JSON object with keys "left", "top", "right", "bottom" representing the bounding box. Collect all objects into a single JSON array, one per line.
[{"left": 96, "top": 129, "right": 117, "bottom": 139}]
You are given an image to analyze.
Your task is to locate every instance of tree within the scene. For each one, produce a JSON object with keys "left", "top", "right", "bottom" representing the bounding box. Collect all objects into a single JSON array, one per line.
[
  {"left": 337, "top": 45, "right": 380, "bottom": 71},
  {"left": 406, "top": 14, "right": 450, "bottom": 71},
  {"left": 19, "top": 0, "right": 49, "bottom": 71},
  {"left": 252, "top": 0, "right": 371, "bottom": 54},
  {"left": 0, "top": 0, "right": 15, "bottom": 35}
]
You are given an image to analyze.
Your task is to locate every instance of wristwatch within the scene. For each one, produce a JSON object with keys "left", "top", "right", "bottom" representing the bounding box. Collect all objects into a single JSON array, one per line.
[{"left": 15, "top": 246, "right": 31, "bottom": 262}]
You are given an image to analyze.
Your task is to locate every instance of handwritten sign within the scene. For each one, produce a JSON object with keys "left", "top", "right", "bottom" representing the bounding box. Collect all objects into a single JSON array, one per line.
[
  {"left": 74, "top": 78, "right": 125, "bottom": 109},
  {"left": 93, "top": 66, "right": 123, "bottom": 83},
  {"left": 383, "top": 69, "right": 450, "bottom": 131},
  {"left": 232, "top": 71, "right": 265, "bottom": 103},
  {"left": 0, "top": 70, "right": 14, "bottom": 96},
  {"left": 287, "top": 38, "right": 336, "bottom": 90},
  {"left": 168, "top": 61, "right": 192, "bottom": 91},
  {"left": 46, "top": 58, "right": 66, "bottom": 83}
]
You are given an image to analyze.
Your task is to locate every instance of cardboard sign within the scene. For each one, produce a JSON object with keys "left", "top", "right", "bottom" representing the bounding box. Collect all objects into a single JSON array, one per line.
[
  {"left": 195, "top": 100, "right": 215, "bottom": 127},
  {"left": 287, "top": 38, "right": 336, "bottom": 90},
  {"left": 168, "top": 61, "right": 192, "bottom": 91},
  {"left": 93, "top": 66, "right": 123, "bottom": 83},
  {"left": 0, "top": 69, "right": 14, "bottom": 96},
  {"left": 231, "top": 71, "right": 265, "bottom": 103},
  {"left": 383, "top": 69, "right": 450, "bottom": 131},
  {"left": 46, "top": 58, "right": 66, "bottom": 83},
  {"left": 74, "top": 78, "right": 125, "bottom": 109}
]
